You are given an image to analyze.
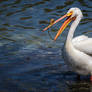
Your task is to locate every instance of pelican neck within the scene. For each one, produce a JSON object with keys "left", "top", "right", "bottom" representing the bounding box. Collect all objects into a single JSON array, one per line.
[{"left": 66, "top": 16, "right": 82, "bottom": 44}]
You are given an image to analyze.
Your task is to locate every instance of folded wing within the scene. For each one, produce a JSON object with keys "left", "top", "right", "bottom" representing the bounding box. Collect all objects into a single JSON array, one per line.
[{"left": 72, "top": 35, "right": 92, "bottom": 55}]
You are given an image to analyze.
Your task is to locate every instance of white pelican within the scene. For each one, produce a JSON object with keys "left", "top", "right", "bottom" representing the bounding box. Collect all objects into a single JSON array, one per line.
[{"left": 43, "top": 7, "right": 92, "bottom": 81}]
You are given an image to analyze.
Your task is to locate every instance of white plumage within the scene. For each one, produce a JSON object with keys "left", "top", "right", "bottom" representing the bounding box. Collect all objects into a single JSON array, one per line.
[
  {"left": 43, "top": 7, "right": 92, "bottom": 80},
  {"left": 63, "top": 8, "right": 92, "bottom": 76}
]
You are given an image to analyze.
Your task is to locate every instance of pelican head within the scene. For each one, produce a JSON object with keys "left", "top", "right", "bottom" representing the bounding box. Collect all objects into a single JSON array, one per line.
[
  {"left": 67, "top": 7, "right": 83, "bottom": 18},
  {"left": 43, "top": 7, "right": 83, "bottom": 40}
]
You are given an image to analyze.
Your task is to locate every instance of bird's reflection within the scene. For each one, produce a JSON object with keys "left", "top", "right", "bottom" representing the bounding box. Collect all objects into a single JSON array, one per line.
[
  {"left": 66, "top": 79, "right": 92, "bottom": 92},
  {"left": 90, "top": 84, "right": 92, "bottom": 92}
]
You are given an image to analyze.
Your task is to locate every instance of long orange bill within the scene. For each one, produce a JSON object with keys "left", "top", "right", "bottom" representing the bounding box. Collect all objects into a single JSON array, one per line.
[
  {"left": 54, "top": 17, "right": 72, "bottom": 40},
  {"left": 43, "top": 12, "right": 73, "bottom": 32},
  {"left": 54, "top": 16, "right": 76, "bottom": 40},
  {"left": 43, "top": 14, "right": 67, "bottom": 32}
]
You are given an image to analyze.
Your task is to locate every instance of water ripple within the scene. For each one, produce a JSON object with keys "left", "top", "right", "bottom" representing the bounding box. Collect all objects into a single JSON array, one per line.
[{"left": 0, "top": 0, "right": 92, "bottom": 91}]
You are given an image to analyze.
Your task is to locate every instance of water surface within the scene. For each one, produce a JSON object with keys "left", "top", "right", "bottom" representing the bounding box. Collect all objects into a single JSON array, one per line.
[{"left": 0, "top": 0, "right": 92, "bottom": 92}]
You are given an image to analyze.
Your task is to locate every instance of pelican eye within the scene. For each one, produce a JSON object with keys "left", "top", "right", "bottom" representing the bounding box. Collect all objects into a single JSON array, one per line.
[{"left": 67, "top": 11, "right": 73, "bottom": 16}]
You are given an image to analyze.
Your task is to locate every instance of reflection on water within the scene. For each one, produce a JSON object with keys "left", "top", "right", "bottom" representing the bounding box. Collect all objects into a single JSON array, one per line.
[
  {"left": 67, "top": 81, "right": 90, "bottom": 92},
  {"left": 0, "top": 0, "right": 92, "bottom": 92}
]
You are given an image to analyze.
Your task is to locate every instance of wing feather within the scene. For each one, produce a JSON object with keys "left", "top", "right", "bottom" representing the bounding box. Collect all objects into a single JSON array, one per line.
[{"left": 72, "top": 35, "right": 92, "bottom": 55}]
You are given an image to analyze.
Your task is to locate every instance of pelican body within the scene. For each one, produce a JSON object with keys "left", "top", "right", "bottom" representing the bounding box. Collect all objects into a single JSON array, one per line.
[{"left": 43, "top": 7, "right": 92, "bottom": 80}]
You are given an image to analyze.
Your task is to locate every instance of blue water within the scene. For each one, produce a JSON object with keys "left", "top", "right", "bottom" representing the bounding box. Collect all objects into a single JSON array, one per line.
[{"left": 0, "top": 0, "right": 92, "bottom": 92}]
